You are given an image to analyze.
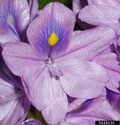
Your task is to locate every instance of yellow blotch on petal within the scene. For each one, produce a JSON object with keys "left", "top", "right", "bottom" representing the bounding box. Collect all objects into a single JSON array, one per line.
[
  {"left": 74, "top": 104, "right": 82, "bottom": 111},
  {"left": 48, "top": 32, "right": 59, "bottom": 46}
]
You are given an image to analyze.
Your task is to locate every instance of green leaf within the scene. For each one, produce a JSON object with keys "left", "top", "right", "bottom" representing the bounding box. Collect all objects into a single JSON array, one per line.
[{"left": 38, "top": 0, "right": 71, "bottom": 9}]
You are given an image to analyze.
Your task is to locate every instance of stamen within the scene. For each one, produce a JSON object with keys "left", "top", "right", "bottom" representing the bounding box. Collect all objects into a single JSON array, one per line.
[{"left": 48, "top": 32, "right": 59, "bottom": 46}]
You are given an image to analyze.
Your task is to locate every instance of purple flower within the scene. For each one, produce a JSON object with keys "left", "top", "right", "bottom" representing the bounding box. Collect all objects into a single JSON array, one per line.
[
  {"left": 0, "top": 0, "right": 30, "bottom": 43},
  {"left": 60, "top": 93, "right": 120, "bottom": 125},
  {"left": 0, "top": 72, "right": 30, "bottom": 125},
  {"left": 79, "top": 0, "right": 120, "bottom": 35},
  {"left": 2, "top": 2, "right": 115, "bottom": 124}
]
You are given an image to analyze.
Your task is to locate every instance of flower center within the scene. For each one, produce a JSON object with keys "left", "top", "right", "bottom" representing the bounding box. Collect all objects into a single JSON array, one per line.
[{"left": 46, "top": 58, "right": 63, "bottom": 77}]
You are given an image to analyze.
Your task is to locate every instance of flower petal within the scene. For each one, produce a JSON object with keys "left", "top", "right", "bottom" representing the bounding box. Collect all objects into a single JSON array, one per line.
[
  {"left": 29, "top": 0, "right": 39, "bottom": 22},
  {"left": 72, "top": 0, "right": 81, "bottom": 15},
  {"left": 88, "top": 0, "right": 120, "bottom": 10},
  {"left": 2, "top": 42, "right": 42, "bottom": 76},
  {"left": 41, "top": 70, "right": 68, "bottom": 124},
  {"left": 0, "top": 78, "right": 15, "bottom": 120},
  {"left": 58, "top": 59, "right": 108, "bottom": 98},
  {"left": 27, "top": 2, "right": 75, "bottom": 60},
  {"left": 79, "top": 5, "right": 120, "bottom": 27},
  {"left": 55, "top": 26, "right": 115, "bottom": 61},
  {"left": 0, "top": 96, "right": 30, "bottom": 125},
  {"left": 93, "top": 53, "right": 120, "bottom": 93},
  {"left": 22, "top": 68, "right": 68, "bottom": 124}
]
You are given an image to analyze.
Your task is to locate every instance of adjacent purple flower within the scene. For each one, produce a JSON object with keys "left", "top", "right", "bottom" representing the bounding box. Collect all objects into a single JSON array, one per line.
[
  {"left": 60, "top": 94, "right": 120, "bottom": 125},
  {"left": 0, "top": 72, "right": 30, "bottom": 125},
  {"left": 0, "top": 0, "right": 30, "bottom": 43},
  {"left": 2, "top": 2, "right": 115, "bottom": 124},
  {"left": 79, "top": 0, "right": 120, "bottom": 35}
]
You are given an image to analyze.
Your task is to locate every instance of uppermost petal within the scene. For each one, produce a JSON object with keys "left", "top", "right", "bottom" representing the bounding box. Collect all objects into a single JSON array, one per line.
[{"left": 27, "top": 2, "right": 75, "bottom": 60}]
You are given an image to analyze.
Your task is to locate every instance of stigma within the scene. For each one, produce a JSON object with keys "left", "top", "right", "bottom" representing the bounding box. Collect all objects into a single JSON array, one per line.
[{"left": 48, "top": 32, "right": 59, "bottom": 46}]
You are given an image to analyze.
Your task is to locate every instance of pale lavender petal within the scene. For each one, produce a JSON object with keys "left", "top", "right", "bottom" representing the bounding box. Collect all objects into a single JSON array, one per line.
[
  {"left": 88, "top": 0, "right": 120, "bottom": 9},
  {"left": 27, "top": 2, "right": 75, "bottom": 60},
  {"left": 22, "top": 68, "right": 68, "bottom": 124},
  {"left": 29, "top": 0, "right": 39, "bottom": 22},
  {"left": 93, "top": 52, "right": 120, "bottom": 93},
  {"left": 0, "top": 96, "right": 30, "bottom": 125},
  {"left": 0, "top": 35, "right": 19, "bottom": 44},
  {"left": 79, "top": 5, "right": 120, "bottom": 27},
  {"left": 2, "top": 42, "right": 43, "bottom": 76},
  {"left": 0, "top": 77, "right": 30, "bottom": 124},
  {"left": 57, "top": 59, "right": 108, "bottom": 98},
  {"left": 55, "top": 26, "right": 115, "bottom": 61},
  {"left": 72, "top": 0, "right": 81, "bottom": 15},
  {"left": 0, "top": 101, "right": 14, "bottom": 121},
  {"left": 0, "top": 78, "right": 15, "bottom": 120},
  {"left": 22, "top": 119, "right": 42, "bottom": 125},
  {"left": 41, "top": 71, "right": 68, "bottom": 124}
]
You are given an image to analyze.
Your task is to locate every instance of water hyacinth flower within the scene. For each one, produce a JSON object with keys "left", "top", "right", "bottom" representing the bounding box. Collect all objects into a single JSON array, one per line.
[
  {"left": 60, "top": 94, "right": 120, "bottom": 125},
  {"left": 0, "top": 0, "right": 30, "bottom": 44},
  {"left": 2, "top": 2, "right": 115, "bottom": 124},
  {"left": 79, "top": 0, "right": 120, "bottom": 35},
  {"left": 0, "top": 70, "right": 30, "bottom": 125}
]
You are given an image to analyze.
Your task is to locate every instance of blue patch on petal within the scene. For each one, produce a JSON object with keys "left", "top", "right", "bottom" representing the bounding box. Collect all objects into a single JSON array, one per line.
[
  {"left": 1, "top": 6, "right": 19, "bottom": 36},
  {"left": 67, "top": 99, "right": 93, "bottom": 115},
  {"left": 38, "top": 16, "right": 68, "bottom": 57}
]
